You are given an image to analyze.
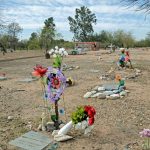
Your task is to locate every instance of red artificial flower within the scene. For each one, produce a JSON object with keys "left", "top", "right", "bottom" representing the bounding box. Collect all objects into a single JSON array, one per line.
[
  {"left": 84, "top": 106, "right": 91, "bottom": 112},
  {"left": 88, "top": 109, "right": 95, "bottom": 118},
  {"left": 52, "top": 77, "right": 61, "bottom": 89},
  {"left": 32, "top": 65, "right": 48, "bottom": 77},
  {"left": 88, "top": 117, "right": 94, "bottom": 125},
  {"left": 84, "top": 105, "right": 96, "bottom": 125},
  {"left": 84, "top": 106, "right": 96, "bottom": 117}
]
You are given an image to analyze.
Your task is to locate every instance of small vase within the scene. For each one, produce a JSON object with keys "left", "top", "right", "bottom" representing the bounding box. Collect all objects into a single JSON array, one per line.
[{"left": 58, "top": 121, "right": 73, "bottom": 135}]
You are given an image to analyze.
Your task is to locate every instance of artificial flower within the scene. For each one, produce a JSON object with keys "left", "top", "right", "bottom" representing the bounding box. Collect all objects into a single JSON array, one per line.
[
  {"left": 32, "top": 65, "right": 47, "bottom": 77},
  {"left": 71, "top": 105, "right": 96, "bottom": 126},
  {"left": 140, "top": 129, "right": 150, "bottom": 137},
  {"left": 51, "top": 77, "right": 61, "bottom": 89},
  {"left": 88, "top": 117, "right": 94, "bottom": 126},
  {"left": 115, "top": 74, "right": 121, "bottom": 81},
  {"left": 84, "top": 106, "right": 96, "bottom": 125},
  {"left": 55, "top": 46, "right": 59, "bottom": 50},
  {"left": 84, "top": 106, "right": 96, "bottom": 117}
]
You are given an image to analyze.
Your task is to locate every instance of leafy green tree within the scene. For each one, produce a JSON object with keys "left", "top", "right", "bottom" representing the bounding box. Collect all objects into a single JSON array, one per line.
[
  {"left": 41, "top": 17, "right": 56, "bottom": 49},
  {"left": 29, "top": 32, "right": 38, "bottom": 41},
  {"left": 0, "top": 34, "right": 9, "bottom": 48},
  {"left": 68, "top": 6, "right": 97, "bottom": 42},
  {"left": 28, "top": 32, "right": 40, "bottom": 50},
  {"left": 28, "top": 39, "right": 40, "bottom": 50},
  {"left": 17, "top": 40, "right": 28, "bottom": 50},
  {"left": 113, "top": 30, "right": 135, "bottom": 48},
  {"left": 87, "top": 33, "right": 100, "bottom": 42},
  {"left": 7, "top": 22, "right": 22, "bottom": 50},
  {"left": 99, "top": 30, "right": 113, "bottom": 44}
]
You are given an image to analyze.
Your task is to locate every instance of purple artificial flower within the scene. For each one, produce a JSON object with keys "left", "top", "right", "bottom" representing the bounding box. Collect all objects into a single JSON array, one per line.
[
  {"left": 46, "top": 67, "right": 66, "bottom": 102},
  {"left": 139, "top": 129, "right": 150, "bottom": 137}
]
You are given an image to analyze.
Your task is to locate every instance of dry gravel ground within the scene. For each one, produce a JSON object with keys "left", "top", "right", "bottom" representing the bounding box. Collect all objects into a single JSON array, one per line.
[{"left": 0, "top": 48, "right": 150, "bottom": 150}]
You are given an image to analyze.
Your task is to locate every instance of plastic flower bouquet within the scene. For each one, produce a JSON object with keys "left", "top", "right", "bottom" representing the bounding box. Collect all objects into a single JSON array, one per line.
[
  {"left": 48, "top": 46, "right": 68, "bottom": 69},
  {"left": 140, "top": 129, "right": 150, "bottom": 150},
  {"left": 57, "top": 105, "right": 96, "bottom": 136},
  {"left": 71, "top": 105, "right": 96, "bottom": 134}
]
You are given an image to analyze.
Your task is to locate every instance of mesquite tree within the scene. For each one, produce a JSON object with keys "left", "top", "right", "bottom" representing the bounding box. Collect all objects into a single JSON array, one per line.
[{"left": 68, "top": 6, "right": 97, "bottom": 42}]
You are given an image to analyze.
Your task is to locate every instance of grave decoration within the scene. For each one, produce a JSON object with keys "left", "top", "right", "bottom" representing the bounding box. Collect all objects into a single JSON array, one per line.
[
  {"left": 66, "top": 77, "right": 75, "bottom": 87},
  {"left": 9, "top": 131, "right": 52, "bottom": 150},
  {"left": 52, "top": 105, "right": 96, "bottom": 142},
  {"left": 71, "top": 105, "right": 96, "bottom": 134},
  {"left": 117, "top": 48, "right": 133, "bottom": 69},
  {"left": 49, "top": 46, "right": 68, "bottom": 69},
  {"left": 139, "top": 129, "right": 150, "bottom": 150},
  {"left": 32, "top": 47, "right": 68, "bottom": 130},
  {"left": 0, "top": 72, "right": 7, "bottom": 81},
  {"left": 84, "top": 74, "right": 128, "bottom": 100}
]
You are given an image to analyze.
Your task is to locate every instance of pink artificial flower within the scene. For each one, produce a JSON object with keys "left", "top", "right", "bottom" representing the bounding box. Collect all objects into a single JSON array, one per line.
[{"left": 139, "top": 129, "right": 150, "bottom": 137}]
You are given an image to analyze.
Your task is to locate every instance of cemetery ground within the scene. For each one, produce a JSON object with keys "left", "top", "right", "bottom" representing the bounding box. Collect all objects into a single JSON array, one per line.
[{"left": 0, "top": 48, "right": 150, "bottom": 150}]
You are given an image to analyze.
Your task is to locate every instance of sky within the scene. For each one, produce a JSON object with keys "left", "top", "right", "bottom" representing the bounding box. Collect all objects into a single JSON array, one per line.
[{"left": 0, "top": 0, "right": 150, "bottom": 41}]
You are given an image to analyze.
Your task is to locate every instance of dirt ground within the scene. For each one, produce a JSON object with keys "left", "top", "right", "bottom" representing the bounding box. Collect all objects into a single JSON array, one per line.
[{"left": 0, "top": 48, "right": 150, "bottom": 150}]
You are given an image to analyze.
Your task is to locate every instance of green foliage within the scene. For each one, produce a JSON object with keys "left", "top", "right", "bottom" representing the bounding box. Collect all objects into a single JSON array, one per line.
[
  {"left": 71, "top": 106, "right": 87, "bottom": 124},
  {"left": 53, "top": 55, "right": 62, "bottom": 68},
  {"left": 68, "top": 6, "right": 97, "bottom": 42},
  {"left": 17, "top": 40, "right": 28, "bottom": 50},
  {"left": 51, "top": 115, "right": 58, "bottom": 122},
  {"left": 0, "top": 34, "right": 9, "bottom": 48},
  {"left": 30, "top": 32, "right": 38, "bottom": 41},
  {"left": 28, "top": 39, "right": 40, "bottom": 50},
  {"left": 7, "top": 22, "right": 22, "bottom": 50},
  {"left": 41, "top": 17, "right": 56, "bottom": 49},
  {"left": 63, "top": 42, "right": 74, "bottom": 49},
  {"left": 113, "top": 30, "right": 135, "bottom": 47}
]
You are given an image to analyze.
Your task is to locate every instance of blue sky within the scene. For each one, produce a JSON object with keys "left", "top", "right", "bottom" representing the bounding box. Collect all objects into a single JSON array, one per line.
[{"left": 1, "top": 0, "right": 150, "bottom": 41}]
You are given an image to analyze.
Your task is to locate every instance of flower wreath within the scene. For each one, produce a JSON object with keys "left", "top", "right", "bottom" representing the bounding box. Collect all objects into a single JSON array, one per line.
[{"left": 47, "top": 67, "right": 66, "bottom": 102}]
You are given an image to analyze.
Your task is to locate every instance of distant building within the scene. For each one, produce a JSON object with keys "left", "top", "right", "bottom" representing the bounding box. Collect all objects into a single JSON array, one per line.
[{"left": 74, "top": 42, "right": 100, "bottom": 51}]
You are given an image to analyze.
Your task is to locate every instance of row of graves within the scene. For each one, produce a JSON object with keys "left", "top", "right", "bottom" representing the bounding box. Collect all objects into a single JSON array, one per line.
[
  {"left": 5, "top": 47, "right": 149, "bottom": 150},
  {"left": 9, "top": 46, "right": 96, "bottom": 150}
]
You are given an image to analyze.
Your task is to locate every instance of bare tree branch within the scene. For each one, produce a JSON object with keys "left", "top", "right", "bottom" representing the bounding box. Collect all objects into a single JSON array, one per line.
[{"left": 121, "top": 0, "right": 150, "bottom": 14}]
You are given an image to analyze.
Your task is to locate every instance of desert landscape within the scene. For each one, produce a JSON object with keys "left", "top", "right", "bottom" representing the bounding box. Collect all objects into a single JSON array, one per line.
[{"left": 0, "top": 48, "right": 150, "bottom": 150}]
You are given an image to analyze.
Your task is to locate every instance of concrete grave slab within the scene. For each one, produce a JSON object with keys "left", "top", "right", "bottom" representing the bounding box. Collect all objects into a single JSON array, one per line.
[
  {"left": 18, "top": 78, "right": 38, "bottom": 83},
  {"left": 9, "top": 131, "right": 52, "bottom": 150}
]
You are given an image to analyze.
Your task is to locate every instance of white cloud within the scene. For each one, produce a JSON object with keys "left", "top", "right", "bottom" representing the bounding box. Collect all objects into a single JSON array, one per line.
[{"left": 1, "top": 0, "right": 150, "bottom": 40}]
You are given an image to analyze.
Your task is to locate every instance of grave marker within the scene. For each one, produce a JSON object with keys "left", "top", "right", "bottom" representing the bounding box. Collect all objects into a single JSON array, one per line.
[{"left": 9, "top": 131, "right": 52, "bottom": 150}]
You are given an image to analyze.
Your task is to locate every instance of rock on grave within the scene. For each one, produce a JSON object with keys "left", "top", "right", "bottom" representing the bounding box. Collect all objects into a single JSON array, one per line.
[
  {"left": 54, "top": 134, "right": 73, "bottom": 142},
  {"left": 120, "top": 91, "right": 127, "bottom": 96},
  {"left": 98, "top": 94, "right": 106, "bottom": 99},
  {"left": 91, "top": 92, "right": 103, "bottom": 98},
  {"left": 93, "top": 86, "right": 99, "bottom": 91},
  {"left": 84, "top": 92, "right": 93, "bottom": 98},
  {"left": 90, "top": 69, "right": 99, "bottom": 73},
  {"left": 135, "top": 68, "right": 141, "bottom": 73},
  {"left": 112, "top": 90, "right": 120, "bottom": 94},
  {"left": 108, "top": 94, "right": 120, "bottom": 100},
  {"left": 103, "top": 84, "right": 118, "bottom": 91},
  {"left": 98, "top": 86, "right": 105, "bottom": 92},
  {"left": 103, "top": 91, "right": 114, "bottom": 96},
  {"left": 125, "top": 90, "right": 130, "bottom": 93},
  {"left": 52, "top": 130, "right": 59, "bottom": 136},
  {"left": 91, "top": 91, "right": 97, "bottom": 94},
  {"left": 0, "top": 76, "right": 7, "bottom": 81},
  {"left": 8, "top": 116, "right": 14, "bottom": 120}
]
